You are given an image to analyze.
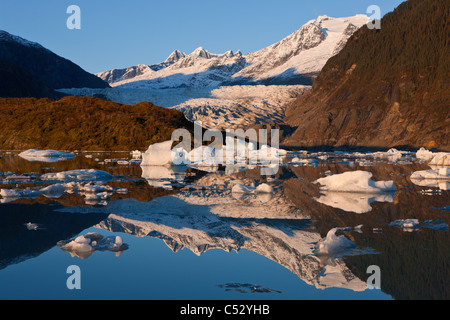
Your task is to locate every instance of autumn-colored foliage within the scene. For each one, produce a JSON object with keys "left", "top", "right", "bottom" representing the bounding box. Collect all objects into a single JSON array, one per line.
[{"left": 0, "top": 96, "right": 194, "bottom": 151}]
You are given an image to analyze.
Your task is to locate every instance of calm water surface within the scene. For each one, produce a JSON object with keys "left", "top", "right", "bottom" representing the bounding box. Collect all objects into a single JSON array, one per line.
[{"left": 0, "top": 150, "right": 448, "bottom": 300}]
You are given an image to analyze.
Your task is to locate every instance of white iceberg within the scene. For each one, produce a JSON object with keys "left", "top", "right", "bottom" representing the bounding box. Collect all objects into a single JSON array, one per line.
[
  {"left": 429, "top": 153, "right": 450, "bottom": 166},
  {"left": 416, "top": 148, "right": 450, "bottom": 166},
  {"left": 410, "top": 168, "right": 450, "bottom": 190},
  {"left": 416, "top": 148, "right": 435, "bottom": 161},
  {"left": 411, "top": 167, "right": 450, "bottom": 180},
  {"left": 40, "top": 184, "right": 65, "bottom": 198},
  {"left": 389, "top": 219, "right": 420, "bottom": 231},
  {"left": 315, "top": 228, "right": 356, "bottom": 255},
  {"left": 141, "top": 141, "right": 183, "bottom": 166},
  {"left": 58, "top": 233, "right": 128, "bottom": 258},
  {"left": 19, "top": 149, "right": 75, "bottom": 162},
  {"left": 41, "top": 169, "right": 112, "bottom": 182},
  {"left": 0, "top": 188, "right": 41, "bottom": 198},
  {"left": 371, "top": 148, "right": 404, "bottom": 162},
  {"left": 314, "top": 171, "right": 395, "bottom": 193}
]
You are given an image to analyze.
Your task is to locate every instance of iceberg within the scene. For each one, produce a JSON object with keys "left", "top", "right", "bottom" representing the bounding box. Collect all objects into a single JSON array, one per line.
[
  {"left": 416, "top": 148, "right": 435, "bottom": 161},
  {"left": 411, "top": 167, "right": 450, "bottom": 180},
  {"left": 141, "top": 140, "right": 174, "bottom": 166},
  {"left": 389, "top": 219, "right": 420, "bottom": 231},
  {"left": 416, "top": 148, "right": 450, "bottom": 166},
  {"left": 313, "top": 171, "right": 396, "bottom": 193},
  {"left": 429, "top": 153, "right": 450, "bottom": 166},
  {"left": 19, "top": 149, "right": 75, "bottom": 162},
  {"left": 41, "top": 169, "right": 112, "bottom": 182},
  {"left": 315, "top": 228, "right": 356, "bottom": 255}
]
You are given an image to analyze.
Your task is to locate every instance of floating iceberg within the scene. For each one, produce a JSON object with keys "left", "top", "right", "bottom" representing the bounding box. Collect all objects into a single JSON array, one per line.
[
  {"left": 41, "top": 169, "right": 112, "bottom": 182},
  {"left": 371, "top": 148, "right": 405, "bottom": 162},
  {"left": 0, "top": 188, "right": 41, "bottom": 198},
  {"left": 411, "top": 167, "right": 450, "bottom": 180},
  {"left": 315, "top": 228, "right": 356, "bottom": 255},
  {"left": 40, "top": 184, "right": 65, "bottom": 198},
  {"left": 416, "top": 148, "right": 435, "bottom": 161},
  {"left": 141, "top": 141, "right": 177, "bottom": 166},
  {"left": 429, "top": 153, "right": 450, "bottom": 166},
  {"left": 410, "top": 168, "right": 450, "bottom": 190},
  {"left": 389, "top": 219, "right": 420, "bottom": 231},
  {"left": 141, "top": 140, "right": 286, "bottom": 168},
  {"left": 58, "top": 233, "right": 128, "bottom": 259},
  {"left": 19, "top": 149, "right": 75, "bottom": 162},
  {"left": 314, "top": 171, "right": 395, "bottom": 193},
  {"left": 416, "top": 148, "right": 450, "bottom": 166}
]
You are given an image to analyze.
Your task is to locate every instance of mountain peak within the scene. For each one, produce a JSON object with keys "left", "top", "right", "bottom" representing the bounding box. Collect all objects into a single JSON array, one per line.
[
  {"left": 191, "top": 47, "right": 211, "bottom": 58},
  {"left": 0, "top": 30, "right": 45, "bottom": 50},
  {"left": 165, "top": 49, "right": 186, "bottom": 64}
]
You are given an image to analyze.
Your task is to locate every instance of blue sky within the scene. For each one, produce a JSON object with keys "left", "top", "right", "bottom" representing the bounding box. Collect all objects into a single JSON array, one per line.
[{"left": 0, "top": 0, "right": 405, "bottom": 74}]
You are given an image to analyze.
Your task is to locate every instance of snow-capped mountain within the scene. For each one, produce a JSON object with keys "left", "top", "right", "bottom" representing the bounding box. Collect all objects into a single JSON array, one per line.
[{"left": 97, "top": 15, "right": 369, "bottom": 89}]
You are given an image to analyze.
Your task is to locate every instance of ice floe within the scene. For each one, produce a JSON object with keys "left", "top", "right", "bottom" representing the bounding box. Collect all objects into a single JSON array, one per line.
[
  {"left": 429, "top": 153, "right": 450, "bottom": 166},
  {"left": 315, "top": 228, "right": 357, "bottom": 256},
  {"left": 141, "top": 140, "right": 287, "bottom": 168},
  {"left": 389, "top": 219, "right": 448, "bottom": 232},
  {"left": 416, "top": 148, "right": 450, "bottom": 166},
  {"left": 314, "top": 171, "right": 396, "bottom": 193},
  {"left": 58, "top": 233, "right": 128, "bottom": 259},
  {"left": 41, "top": 169, "right": 112, "bottom": 182},
  {"left": 19, "top": 149, "right": 75, "bottom": 162},
  {"left": 410, "top": 168, "right": 450, "bottom": 190}
]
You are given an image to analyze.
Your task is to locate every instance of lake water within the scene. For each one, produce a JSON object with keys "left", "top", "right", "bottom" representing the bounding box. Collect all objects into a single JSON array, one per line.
[{"left": 0, "top": 150, "right": 448, "bottom": 300}]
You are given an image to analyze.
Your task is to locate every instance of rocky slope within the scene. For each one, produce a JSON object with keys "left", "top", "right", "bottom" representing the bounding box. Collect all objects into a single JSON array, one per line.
[
  {"left": 0, "top": 60, "right": 64, "bottom": 99},
  {"left": 0, "top": 30, "right": 109, "bottom": 90},
  {"left": 283, "top": 0, "right": 449, "bottom": 151}
]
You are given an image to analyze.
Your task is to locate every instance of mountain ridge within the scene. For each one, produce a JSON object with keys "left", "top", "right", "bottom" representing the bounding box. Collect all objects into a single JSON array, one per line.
[
  {"left": 97, "top": 14, "right": 369, "bottom": 89},
  {"left": 0, "top": 30, "right": 110, "bottom": 91},
  {"left": 283, "top": 0, "right": 449, "bottom": 151}
]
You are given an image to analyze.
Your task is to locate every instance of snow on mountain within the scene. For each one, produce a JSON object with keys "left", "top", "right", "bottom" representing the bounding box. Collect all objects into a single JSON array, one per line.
[
  {"left": 66, "top": 15, "right": 370, "bottom": 130},
  {"left": 0, "top": 30, "right": 46, "bottom": 50},
  {"left": 236, "top": 15, "right": 369, "bottom": 82},
  {"left": 96, "top": 15, "right": 369, "bottom": 89}
]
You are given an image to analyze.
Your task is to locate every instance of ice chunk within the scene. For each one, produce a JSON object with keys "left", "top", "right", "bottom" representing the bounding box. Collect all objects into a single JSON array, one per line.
[
  {"left": 429, "top": 153, "right": 450, "bottom": 166},
  {"left": 40, "top": 184, "right": 65, "bottom": 198},
  {"left": 0, "top": 188, "right": 41, "bottom": 198},
  {"left": 416, "top": 148, "right": 435, "bottom": 161},
  {"left": 314, "top": 171, "right": 395, "bottom": 193},
  {"left": 19, "top": 149, "right": 75, "bottom": 162},
  {"left": 255, "top": 183, "right": 273, "bottom": 193},
  {"left": 41, "top": 169, "right": 112, "bottom": 182},
  {"left": 411, "top": 168, "right": 450, "bottom": 180},
  {"left": 315, "top": 228, "right": 356, "bottom": 255},
  {"left": 141, "top": 140, "right": 174, "bottom": 166},
  {"left": 389, "top": 219, "right": 420, "bottom": 231}
]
